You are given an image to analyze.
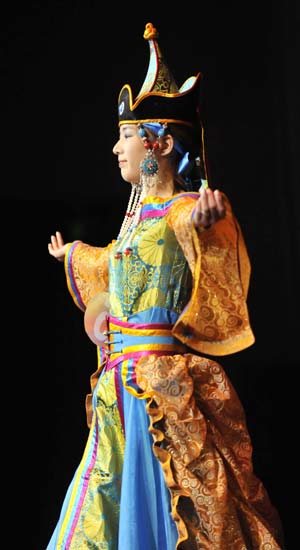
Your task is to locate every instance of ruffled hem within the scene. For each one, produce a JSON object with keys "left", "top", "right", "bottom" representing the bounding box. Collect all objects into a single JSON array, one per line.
[{"left": 134, "top": 353, "right": 284, "bottom": 549}]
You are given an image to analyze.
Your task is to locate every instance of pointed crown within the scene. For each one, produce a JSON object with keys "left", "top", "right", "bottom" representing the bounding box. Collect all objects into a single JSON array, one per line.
[{"left": 118, "top": 22, "right": 203, "bottom": 127}]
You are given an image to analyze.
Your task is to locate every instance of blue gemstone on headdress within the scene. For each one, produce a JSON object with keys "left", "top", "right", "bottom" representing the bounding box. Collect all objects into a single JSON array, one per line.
[
  {"left": 138, "top": 125, "right": 147, "bottom": 138},
  {"left": 158, "top": 124, "right": 168, "bottom": 137},
  {"left": 119, "top": 101, "right": 125, "bottom": 116}
]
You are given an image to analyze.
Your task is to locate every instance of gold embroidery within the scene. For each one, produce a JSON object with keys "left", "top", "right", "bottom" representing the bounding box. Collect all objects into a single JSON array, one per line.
[
  {"left": 166, "top": 194, "right": 255, "bottom": 355},
  {"left": 136, "top": 353, "right": 284, "bottom": 549}
]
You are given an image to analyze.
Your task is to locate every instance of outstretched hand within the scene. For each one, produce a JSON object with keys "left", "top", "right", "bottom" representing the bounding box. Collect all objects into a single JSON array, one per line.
[
  {"left": 193, "top": 188, "right": 226, "bottom": 230},
  {"left": 48, "top": 231, "right": 68, "bottom": 262}
]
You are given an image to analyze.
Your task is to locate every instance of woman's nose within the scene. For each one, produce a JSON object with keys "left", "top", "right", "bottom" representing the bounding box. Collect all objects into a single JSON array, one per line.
[{"left": 112, "top": 141, "right": 120, "bottom": 155}]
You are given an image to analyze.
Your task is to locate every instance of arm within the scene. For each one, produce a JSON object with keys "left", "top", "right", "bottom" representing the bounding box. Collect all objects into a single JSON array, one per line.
[
  {"left": 48, "top": 230, "right": 115, "bottom": 311},
  {"left": 166, "top": 192, "right": 255, "bottom": 355}
]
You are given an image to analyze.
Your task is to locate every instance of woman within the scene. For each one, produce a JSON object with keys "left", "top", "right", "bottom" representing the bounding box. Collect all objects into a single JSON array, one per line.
[{"left": 47, "top": 22, "right": 284, "bottom": 550}]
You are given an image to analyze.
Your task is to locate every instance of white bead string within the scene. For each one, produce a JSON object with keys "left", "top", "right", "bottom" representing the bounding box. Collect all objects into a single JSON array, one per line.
[
  {"left": 118, "top": 183, "right": 140, "bottom": 239},
  {"left": 117, "top": 182, "right": 147, "bottom": 252}
]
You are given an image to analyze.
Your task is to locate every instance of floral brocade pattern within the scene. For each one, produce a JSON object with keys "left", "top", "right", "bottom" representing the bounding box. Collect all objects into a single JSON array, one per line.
[
  {"left": 136, "top": 354, "right": 284, "bottom": 549},
  {"left": 109, "top": 215, "right": 192, "bottom": 318},
  {"left": 66, "top": 194, "right": 255, "bottom": 356},
  {"left": 58, "top": 369, "right": 125, "bottom": 550},
  {"left": 60, "top": 193, "right": 284, "bottom": 549},
  {"left": 166, "top": 195, "right": 255, "bottom": 355},
  {"left": 66, "top": 241, "right": 115, "bottom": 310}
]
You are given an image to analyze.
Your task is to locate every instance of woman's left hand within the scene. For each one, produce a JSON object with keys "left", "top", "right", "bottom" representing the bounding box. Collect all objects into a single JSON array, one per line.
[{"left": 193, "top": 188, "right": 226, "bottom": 229}]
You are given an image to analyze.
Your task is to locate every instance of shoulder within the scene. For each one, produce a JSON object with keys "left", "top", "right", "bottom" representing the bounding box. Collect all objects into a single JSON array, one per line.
[
  {"left": 171, "top": 191, "right": 199, "bottom": 205},
  {"left": 163, "top": 192, "right": 198, "bottom": 232},
  {"left": 169, "top": 191, "right": 199, "bottom": 211}
]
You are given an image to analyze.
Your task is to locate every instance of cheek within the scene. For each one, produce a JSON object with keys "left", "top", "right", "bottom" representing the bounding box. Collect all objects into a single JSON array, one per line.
[
  {"left": 127, "top": 156, "right": 142, "bottom": 178},
  {"left": 128, "top": 142, "right": 145, "bottom": 165}
]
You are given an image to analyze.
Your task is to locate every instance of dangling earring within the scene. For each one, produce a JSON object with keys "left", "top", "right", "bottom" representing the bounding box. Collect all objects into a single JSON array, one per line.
[{"left": 138, "top": 124, "right": 160, "bottom": 191}]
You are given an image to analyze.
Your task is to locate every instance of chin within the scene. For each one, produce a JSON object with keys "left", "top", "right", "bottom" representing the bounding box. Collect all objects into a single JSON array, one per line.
[{"left": 122, "top": 173, "right": 139, "bottom": 185}]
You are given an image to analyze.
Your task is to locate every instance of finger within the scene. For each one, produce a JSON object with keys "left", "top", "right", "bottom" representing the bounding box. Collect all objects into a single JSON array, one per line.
[
  {"left": 192, "top": 190, "right": 210, "bottom": 227},
  {"left": 214, "top": 190, "right": 226, "bottom": 217},
  {"left": 200, "top": 188, "right": 217, "bottom": 226},
  {"left": 56, "top": 231, "right": 64, "bottom": 247},
  {"left": 199, "top": 188, "right": 209, "bottom": 215},
  {"left": 206, "top": 188, "right": 219, "bottom": 222}
]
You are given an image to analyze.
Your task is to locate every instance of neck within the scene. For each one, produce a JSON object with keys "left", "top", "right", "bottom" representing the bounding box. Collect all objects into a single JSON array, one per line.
[{"left": 145, "top": 178, "right": 175, "bottom": 198}]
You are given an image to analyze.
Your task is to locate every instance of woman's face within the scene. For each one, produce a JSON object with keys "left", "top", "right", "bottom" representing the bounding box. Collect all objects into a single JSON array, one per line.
[{"left": 112, "top": 124, "right": 146, "bottom": 183}]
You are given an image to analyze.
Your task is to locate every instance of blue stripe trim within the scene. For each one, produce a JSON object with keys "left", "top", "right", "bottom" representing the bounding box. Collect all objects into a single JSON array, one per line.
[
  {"left": 66, "top": 242, "right": 86, "bottom": 311},
  {"left": 141, "top": 192, "right": 198, "bottom": 214}
]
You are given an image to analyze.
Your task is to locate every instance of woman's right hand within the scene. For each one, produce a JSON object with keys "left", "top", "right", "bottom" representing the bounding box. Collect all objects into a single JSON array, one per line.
[{"left": 48, "top": 231, "right": 68, "bottom": 262}]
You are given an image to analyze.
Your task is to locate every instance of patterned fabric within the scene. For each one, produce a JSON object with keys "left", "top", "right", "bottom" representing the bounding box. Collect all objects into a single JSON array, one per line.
[
  {"left": 47, "top": 314, "right": 179, "bottom": 550},
  {"left": 166, "top": 193, "right": 255, "bottom": 355},
  {"left": 49, "top": 368, "right": 124, "bottom": 549},
  {"left": 136, "top": 353, "right": 283, "bottom": 549},
  {"left": 48, "top": 192, "right": 284, "bottom": 550},
  {"left": 109, "top": 195, "right": 195, "bottom": 319}
]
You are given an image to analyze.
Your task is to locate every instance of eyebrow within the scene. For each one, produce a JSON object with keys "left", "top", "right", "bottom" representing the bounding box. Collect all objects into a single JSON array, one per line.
[{"left": 120, "top": 124, "right": 136, "bottom": 133}]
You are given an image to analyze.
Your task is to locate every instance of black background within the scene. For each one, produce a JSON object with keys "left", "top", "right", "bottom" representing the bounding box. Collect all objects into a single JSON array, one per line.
[{"left": 2, "top": 2, "right": 299, "bottom": 549}]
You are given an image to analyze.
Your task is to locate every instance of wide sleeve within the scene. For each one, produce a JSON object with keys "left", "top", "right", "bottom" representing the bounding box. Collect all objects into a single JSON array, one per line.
[
  {"left": 64, "top": 240, "right": 116, "bottom": 311},
  {"left": 165, "top": 194, "right": 255, "bottom": 356}
]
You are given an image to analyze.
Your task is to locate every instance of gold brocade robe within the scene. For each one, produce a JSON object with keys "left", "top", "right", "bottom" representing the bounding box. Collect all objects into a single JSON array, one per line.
[
  {"left": 64, "top": 192, "right": 284, "bottom": 549},
  {"left": 65, "top": 193, "right": 254, "bottom": 355}
]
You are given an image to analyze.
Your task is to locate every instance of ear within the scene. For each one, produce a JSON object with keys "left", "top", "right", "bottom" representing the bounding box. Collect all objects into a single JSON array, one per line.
[{"left": 159, "top": 134, "right": 174, "bottom": 156}]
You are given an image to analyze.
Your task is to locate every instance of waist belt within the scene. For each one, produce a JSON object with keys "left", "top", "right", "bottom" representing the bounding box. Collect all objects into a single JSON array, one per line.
[{"left": 103, "top": 315, "right": 186, "bottom": 371}]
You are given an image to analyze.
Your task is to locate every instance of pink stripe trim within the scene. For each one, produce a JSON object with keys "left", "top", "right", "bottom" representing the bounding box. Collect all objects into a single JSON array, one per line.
[
  {"left": 65, "top": 421, "right": 99, "bottom": 548},
  {"left": 106, "top": 349, "right": 179, "bottom": 371},
  {"left": 115, "top": 368, "right": 125, "bottom": 435},
  {"left": 140, "top": 193, "right": 199, "bottom": 221},
  {"left": 109, "top": 316, "right": 173, "bottom": 330},
  {"left": 140, "top": 205, "right": 172, "bottom": 220}
]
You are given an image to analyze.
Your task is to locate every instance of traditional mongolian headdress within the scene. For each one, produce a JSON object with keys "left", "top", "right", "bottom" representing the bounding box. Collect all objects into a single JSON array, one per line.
[
  {"left": 115, "top": 23, "right": 210, "bottom": 242},
  {"left": 118, "top": 22, "right": 202, "bottom": 127},
  {"left": 117, "top": 22, "right": 208, "bottom": 190}
]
